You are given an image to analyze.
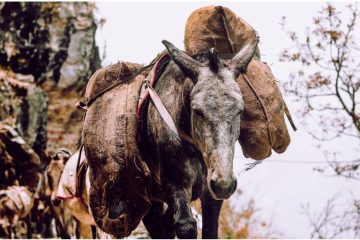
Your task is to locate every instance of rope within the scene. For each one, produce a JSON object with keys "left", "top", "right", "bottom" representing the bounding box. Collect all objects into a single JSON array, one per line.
[
  {"left": 76, "top": 51, "right": 168, "bottom": 111},
  {"left": 241, "top": 74, "right": 274, "bottom": 146},
  {"left": 215, "top": 6, "right": 235, "bottom": 54},
  {"left": 283, "top": 100, "right": 297, "bottom": 131},
  {"left": 266, "top": 160, "right": 360, "bottom": 164},
  {"left": 85, "top": 63, "right": 155, "bottom": 108}
]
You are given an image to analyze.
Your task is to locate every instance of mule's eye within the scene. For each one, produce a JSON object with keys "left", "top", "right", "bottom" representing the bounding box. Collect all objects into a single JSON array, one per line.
[{"left": 193, "top": 109, "right": 205, "bottom": 118}]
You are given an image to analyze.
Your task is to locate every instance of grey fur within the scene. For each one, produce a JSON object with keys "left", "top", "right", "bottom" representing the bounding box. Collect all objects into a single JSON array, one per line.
[{"left": 141, "top": 39, "right": 257, "bottom": 238}]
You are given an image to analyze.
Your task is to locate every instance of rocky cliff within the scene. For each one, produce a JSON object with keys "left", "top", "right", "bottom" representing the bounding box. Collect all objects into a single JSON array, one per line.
[
  {"left": 0, "top": 3, "right": 151, "bottom": 238},
  {"left": 0, "top": 2, "right": 101, "bottom": 186}
]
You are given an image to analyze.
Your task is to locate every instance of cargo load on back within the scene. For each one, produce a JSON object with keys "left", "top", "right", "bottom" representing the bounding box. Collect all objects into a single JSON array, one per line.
[
  {"left": 184, "top": 5, "right": 296, "bottom": 160},
  {"left": 82, "top": 62, "right": 152, "bottom": 238}
]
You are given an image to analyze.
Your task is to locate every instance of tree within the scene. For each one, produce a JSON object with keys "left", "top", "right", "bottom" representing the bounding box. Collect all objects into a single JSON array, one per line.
[
  {"left": 302, "top": 195, "right": 360, "bottom": 238},
  {"left": 280, "top": 3, "right": 360, "bottom": 180},
  {"left": 192, "top": 189, "right": 278, "bottom": 238},
  {"left": 280, "top": 3, "right": 360, "bottom": 237},
  {"left": 218, "top": 190, "right": 278, "bottom": 239}
]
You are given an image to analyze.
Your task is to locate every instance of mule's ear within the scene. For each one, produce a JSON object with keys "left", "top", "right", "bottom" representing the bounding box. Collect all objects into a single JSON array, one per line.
[
  {"left": 162, "top": 40, "right": 202, "bottom": 79},
  {"left": 229, "top": 32, "right": 259, "bottom": 76}
]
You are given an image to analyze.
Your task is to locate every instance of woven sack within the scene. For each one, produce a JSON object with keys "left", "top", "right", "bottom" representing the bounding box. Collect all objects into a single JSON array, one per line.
[
  {"left": 82, "top": 62, "right": 152, "bottom": 237},
  {"left": 237, "top": 60, "right": 290, "bottom": 159},
  {"left": 184, "top": 5, "right": 260, "bottom": 59},
  {"left": 184, "top": 5, "right": 293, "bottom": 160}
]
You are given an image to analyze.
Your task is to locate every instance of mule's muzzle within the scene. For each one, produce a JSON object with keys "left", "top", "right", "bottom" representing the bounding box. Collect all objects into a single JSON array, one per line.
[{"left": 208, "top": 176, "right": 237, "bottom": 200}]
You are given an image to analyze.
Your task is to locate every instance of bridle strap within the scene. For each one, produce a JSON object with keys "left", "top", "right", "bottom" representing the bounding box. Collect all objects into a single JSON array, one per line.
[{"left": 146, "top": 82, "right": 195, "bottom": 146}]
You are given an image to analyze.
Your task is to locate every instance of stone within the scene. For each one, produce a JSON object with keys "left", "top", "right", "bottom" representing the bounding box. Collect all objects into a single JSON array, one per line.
[
  {"left": 0, "top": 2, "right": 101, "bottom": 155},
  {"left": 0, "top": 70, "right": 48, "bottom": 156}
]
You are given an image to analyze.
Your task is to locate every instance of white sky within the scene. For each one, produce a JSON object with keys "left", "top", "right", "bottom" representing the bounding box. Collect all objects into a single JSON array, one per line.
[{"left": 94, "top": 1, "right": 359, "bottom": 238}]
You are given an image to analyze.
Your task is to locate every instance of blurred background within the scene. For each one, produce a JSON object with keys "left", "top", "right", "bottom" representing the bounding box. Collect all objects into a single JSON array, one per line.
[{"left": 0, "top": 1, "right": 359, "bottom": 238}]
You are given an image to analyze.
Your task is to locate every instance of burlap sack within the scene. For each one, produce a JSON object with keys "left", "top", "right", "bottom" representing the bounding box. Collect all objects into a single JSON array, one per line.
[
  {"left": 184, "top": 5, "right": 260, "bottom": 59},
  {"left": 184, "top": 5, "right": 292, "bottom": 160},
  {"left": 82, "top": 62, "right": 152, "bottom": 238},
  {"left": 237, "top": 60, "right": 290, "bottom": 160}
]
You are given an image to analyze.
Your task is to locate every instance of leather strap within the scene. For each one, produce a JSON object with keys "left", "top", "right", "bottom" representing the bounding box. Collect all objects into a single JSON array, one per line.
[
  {"left": 136, "top": 52, "right": 195, "bottom": 146},
  {"left": 147, "top": 82, "right": 194, "bottom": 145},
  {"left": 75, "top": 144, "right": 84, "bottom": 198},
  {"left": 147, "top": 84, "right": 179, "bottom": 135}
]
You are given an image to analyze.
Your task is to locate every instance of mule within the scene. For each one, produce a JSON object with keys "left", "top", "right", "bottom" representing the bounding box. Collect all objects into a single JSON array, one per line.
[
  {"left": 49, "top": 149, "right": 110, "bottom": 239},
  {"left": 41, "top": 148, "right": 76, "bottom": 238},
  {"left": 138, "top": 34, "right": 259, "bottom": 239}
]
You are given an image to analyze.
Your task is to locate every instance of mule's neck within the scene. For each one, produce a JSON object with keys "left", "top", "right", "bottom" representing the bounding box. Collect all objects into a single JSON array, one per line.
[{"left": 145, "top": 61, "right": 193, "bottom": 147}]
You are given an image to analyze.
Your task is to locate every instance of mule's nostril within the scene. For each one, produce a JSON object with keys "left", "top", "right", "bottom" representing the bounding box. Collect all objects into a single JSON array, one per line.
[{"left": 210, "top": 179, "right": 216, "bottom": 192}]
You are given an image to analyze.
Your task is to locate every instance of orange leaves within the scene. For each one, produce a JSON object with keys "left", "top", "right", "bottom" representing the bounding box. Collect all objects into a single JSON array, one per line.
[
  {"left": 325, "top": 30, "right": 342, "bottom": 41},
  {"left": 218, "top": 191, "right": 276, "bottom": 239},
  {"left": 307, "top": 72, "right": 331, "bottom": 89},
  {"left": 326, "top": 4, "right": 336, "bottom": 16}
]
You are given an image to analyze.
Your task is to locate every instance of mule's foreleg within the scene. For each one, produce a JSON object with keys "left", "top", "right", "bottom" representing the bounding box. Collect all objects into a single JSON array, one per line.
[
  {"left": 143, "top": 201, "right": 174, "bottom": 238},
  {"left": 201, "top": 191, "right": 223, "bottom": 239},
  {"left": 165, "top": 190, "right": 197, "bottom": 239}
]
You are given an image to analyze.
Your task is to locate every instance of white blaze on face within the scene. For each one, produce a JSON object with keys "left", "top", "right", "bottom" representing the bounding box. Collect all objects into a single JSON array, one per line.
[{"left": 191, "top": 65, "right": 243, "bottom": 199}]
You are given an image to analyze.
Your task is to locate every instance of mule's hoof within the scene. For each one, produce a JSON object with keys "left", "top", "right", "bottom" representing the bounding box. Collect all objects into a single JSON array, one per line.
[{"left": 175, "top": 218, "right": 197, "bottom": 239}]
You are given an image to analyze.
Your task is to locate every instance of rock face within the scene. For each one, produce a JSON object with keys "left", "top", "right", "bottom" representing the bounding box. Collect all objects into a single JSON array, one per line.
[
  {"left": 0, "top": 71, "right": 48, "bottom": 158},
  {"left": 0, "top": 3, "right": 151, "bottom": 238},
  {"left": 0, "top": 2, "right": 101, "bottom": 190},
  {"left": 0, "top": 123, "right": 41, "bottom": 190},
  {"left": 0, "top": 2, "right": 100, "bottom": 89},
  {"left": 0, "top": 2, "right": 101, "bottom": 156}
]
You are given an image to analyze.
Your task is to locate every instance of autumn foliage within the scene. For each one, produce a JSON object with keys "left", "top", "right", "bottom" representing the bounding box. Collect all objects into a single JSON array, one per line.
[
  {"left": 192, "top": 189, "right": 277, "bottom": 239},
  {"left": 218, "top": 190, "right": 276, "bottom": 239},
  {"left": 281, "top": 3, "right": 360, "bottom": 179},
  {"left": 281, "top": 3, "right": 360, "bottom": 238}
]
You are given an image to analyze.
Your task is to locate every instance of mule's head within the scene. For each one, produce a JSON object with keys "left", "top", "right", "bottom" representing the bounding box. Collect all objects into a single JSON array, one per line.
[
  {"left": 163, "top": 35, "right": 258, "bottom": 200},
  {"left": 45, "top": 148, "right": 71, "bottom": 206}
]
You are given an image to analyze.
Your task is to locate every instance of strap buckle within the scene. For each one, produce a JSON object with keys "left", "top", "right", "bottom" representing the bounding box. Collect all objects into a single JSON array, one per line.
[
  {"left": 75, "top": 101, "right": 88, "bottom": 111},
  {"left": 143, "top": 78, "right": 150, "bottom": 88}
]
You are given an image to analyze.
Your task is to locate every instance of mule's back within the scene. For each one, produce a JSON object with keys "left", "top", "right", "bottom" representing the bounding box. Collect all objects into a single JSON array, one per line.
[{"left": 82, "top": 62, "right": 151, "bottom": 238}]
